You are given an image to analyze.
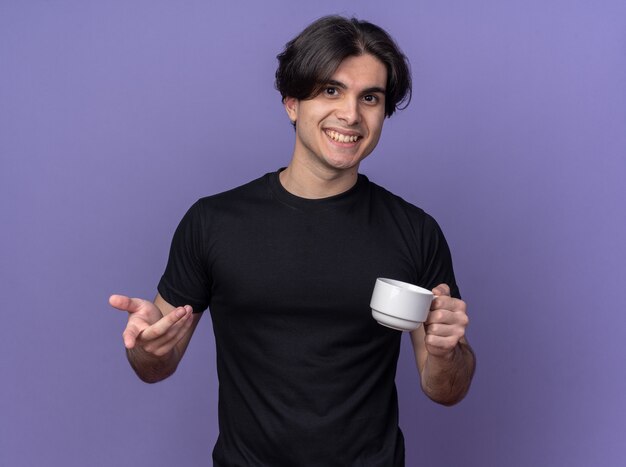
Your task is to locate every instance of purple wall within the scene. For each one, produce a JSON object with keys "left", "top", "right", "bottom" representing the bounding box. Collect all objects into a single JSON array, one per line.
[{"left": 2, "top": 1, "right": 625, "bottom": 466}]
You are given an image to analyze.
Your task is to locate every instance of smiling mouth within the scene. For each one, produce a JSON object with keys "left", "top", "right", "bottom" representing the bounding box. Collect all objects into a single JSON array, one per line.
[{"left": 325, "top": 129, "right": 361, "bottom": 143}]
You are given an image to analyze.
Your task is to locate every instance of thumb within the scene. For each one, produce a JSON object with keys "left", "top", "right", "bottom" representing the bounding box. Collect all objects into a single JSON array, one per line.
[
  {"left": 109, "top": 294, "right": 145, "bottom": 314},
  {"left": 431, "top": 283, "right": 451, "bottom": 297}
]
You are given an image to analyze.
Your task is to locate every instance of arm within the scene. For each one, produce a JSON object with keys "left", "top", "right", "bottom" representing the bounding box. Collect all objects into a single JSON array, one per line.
[
  {"left": 110, "top": 293, "right": 202, "bottom": 383},
  {"left": 410, "top": 284, "right": 475, "bottom": 406}
]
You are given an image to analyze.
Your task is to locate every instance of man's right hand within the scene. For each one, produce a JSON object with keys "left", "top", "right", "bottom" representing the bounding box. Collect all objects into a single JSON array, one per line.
[{"left": 109, "top": 294, "right": 196, "bottom": 367}]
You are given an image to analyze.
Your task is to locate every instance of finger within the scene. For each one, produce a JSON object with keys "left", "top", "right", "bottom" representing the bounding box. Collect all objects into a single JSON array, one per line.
[
  {"left": 424, "top": 320, "right": 467, "bottom": 338},
  {"left": 426, "top": 305, "right": 468, "bottom": 324},
  {"left": 122, "top": 321, "right": 146, "bottom": 349},
  {"left": 425, "top": 334, "right": 460, "bottom": 357},
  {"left": 141, "top": 312, "right": 195, "bottom": 356},
  {"left": 139, "top": 310, "right": 194, "bottom": 356},
  {"left": 431, "top": 283, "right": 451, "bottom": 298},
  {"left": 109, "top": 294, "right": 147, "bottom": 314},
  {"left": 142, "top": 310, "right": 192, "bottom": 346},
  {"left": 430, "top": 294, "right": 452, "bottom": 311},
  {"left": 425, "top": 309, "right": 444, "bottom": 326},
  {"left": 140, "top": 306, "right": 192, "bottom": 342},
  {"left": 425, "top": 308, "right": 459, "bottom": 326},
  {"left": 431, "top": 295, "right": 466, "bottom": 314}
]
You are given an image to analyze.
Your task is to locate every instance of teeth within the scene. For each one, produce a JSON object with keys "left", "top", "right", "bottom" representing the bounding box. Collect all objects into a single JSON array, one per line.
[{"left": 327, "top": 130, "right": 359, "bottom": 143}]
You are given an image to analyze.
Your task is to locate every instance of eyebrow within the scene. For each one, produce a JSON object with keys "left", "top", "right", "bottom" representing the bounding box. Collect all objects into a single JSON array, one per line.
[{"left": 327, "top": 79, "right": 386, "bottom": 95}]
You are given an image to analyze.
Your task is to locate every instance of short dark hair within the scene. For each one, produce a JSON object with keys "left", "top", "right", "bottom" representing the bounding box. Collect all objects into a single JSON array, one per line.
[{"left": 275, "top": 15, "right": 412, "bottom": 118}]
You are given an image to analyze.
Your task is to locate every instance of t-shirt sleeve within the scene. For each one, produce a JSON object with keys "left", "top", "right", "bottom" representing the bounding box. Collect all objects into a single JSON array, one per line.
[
  {"left": 419, "top": 214, "right": 461, "bottom": 299},
  {"left": 157, "top": 201, "right": 211, "bottom": 312}
]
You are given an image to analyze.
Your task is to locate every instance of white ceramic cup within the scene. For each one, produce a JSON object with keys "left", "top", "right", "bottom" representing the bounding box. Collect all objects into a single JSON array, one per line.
[{"left": 370, "top": 278, "right": 434, "bottom": 331}]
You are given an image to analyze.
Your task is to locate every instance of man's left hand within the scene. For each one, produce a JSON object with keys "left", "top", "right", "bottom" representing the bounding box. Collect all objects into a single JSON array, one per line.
[{"left": 424, "top": 283, "right": 469, "bottom": 359}]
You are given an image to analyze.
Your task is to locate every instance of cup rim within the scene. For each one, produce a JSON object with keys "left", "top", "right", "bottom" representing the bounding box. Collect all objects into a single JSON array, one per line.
[{"left": 376, "top": 278, "right": 433, "bottom": 296}]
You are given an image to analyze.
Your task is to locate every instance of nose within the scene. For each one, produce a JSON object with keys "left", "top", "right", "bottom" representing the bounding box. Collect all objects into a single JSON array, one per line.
[{"left": 335, "top": 97, "right": 361, "bottom": 126}]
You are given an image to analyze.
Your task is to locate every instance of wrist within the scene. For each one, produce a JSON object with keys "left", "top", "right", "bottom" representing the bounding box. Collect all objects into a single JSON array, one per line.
[
  {"left": 126, "top": 346, "right": 178, "bottom": 383},
  {"left": 429, "top": 342, "right": 462, "bottom": 364},
  {"left": 422, "top": 341, "right": 475, "bottom": 406}
]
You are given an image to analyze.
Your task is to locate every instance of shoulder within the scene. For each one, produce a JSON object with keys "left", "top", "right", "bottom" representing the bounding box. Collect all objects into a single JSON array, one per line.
[
  {"left": 189, "top": 172, "right": 273, "bottom": 215},
  {"left": 363, "top": 175, "right": 439, "bottom": 230},
  {"left": 201, "top": 173, "right": 270, "bottom": 203}
]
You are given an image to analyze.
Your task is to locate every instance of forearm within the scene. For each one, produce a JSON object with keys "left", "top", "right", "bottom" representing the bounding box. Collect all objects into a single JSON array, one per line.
[
  {"left": 421, "top": 341, "right": 475, "bottom": 406},
  {"left": 126, "top": 346, "right": 182, "bottom": 384}
]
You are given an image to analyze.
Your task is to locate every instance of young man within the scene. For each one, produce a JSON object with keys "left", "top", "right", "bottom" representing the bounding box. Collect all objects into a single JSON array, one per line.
[{"left": 110, "top": 16, "right": 475, "bottom": 466}]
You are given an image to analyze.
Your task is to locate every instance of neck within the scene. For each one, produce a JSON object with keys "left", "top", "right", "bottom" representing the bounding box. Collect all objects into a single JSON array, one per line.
[{"left": 279, "top": 160, "right": 359, "bottom": 199}]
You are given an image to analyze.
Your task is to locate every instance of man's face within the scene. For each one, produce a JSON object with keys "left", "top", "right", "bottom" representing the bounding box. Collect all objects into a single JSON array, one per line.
[{"left": 284, "top": 54, "right": 387, "bottom": 175}]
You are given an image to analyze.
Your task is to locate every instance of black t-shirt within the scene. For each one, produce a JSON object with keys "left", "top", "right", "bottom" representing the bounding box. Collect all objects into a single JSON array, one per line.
[{"left": 158, "top": 170, "right": 460, "bottom": 467}]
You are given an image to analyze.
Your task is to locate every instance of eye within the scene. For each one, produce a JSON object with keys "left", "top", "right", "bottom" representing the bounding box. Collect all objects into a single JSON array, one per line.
[
  {"left": 324, "top": 86, "right": 338, "bottom": 97},
  {"left": 363, "top": 94, "right": 379, "bottom": 104}
]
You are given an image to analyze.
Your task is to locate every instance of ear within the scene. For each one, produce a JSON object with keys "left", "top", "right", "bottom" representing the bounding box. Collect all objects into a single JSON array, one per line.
[{"left": 283, "top": 96, "right": 299, "bottom": 124}]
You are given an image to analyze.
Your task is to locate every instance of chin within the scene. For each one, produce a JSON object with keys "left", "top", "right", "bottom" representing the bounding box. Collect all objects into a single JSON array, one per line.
[{"left": 324, "top": 158, "right": 361, "bottom": 171}]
